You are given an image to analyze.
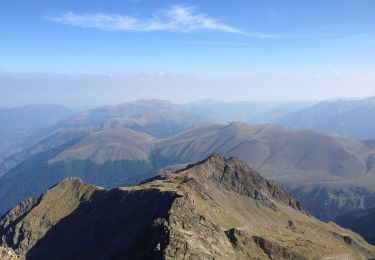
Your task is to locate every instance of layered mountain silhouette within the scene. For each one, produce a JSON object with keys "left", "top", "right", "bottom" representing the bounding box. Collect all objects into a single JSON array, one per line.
[
  {"left": 183, "top": 99, "right": 313, "bottom": 124},
  {"left": 55, "top": 99, "right": 206, "bottom": 138},
  {"left": 0, "top": 100, "right": 204, "bottom": 176},
  {"left": 1, "top": 122, "right": 375, "bottom": 221},
  {"left": 2, "top": 97, "right": 375, "bottom": 170},
  {"left": 1, "top": 155, "right": 374, "bottom": 260},
  {"left": 277, "top": 97, "right": 375, "bottom": 139},
  {"left": 0, "top": 99, "right": 319, "bottom": 175},
  {"left": 0, "top": 104, "right": 76, "bottom": 162},
  {"left": 334, "top": 207, "right": 375, "bottom": 245},
  {"left": 0, "top": 128, "right": 90, "bottom": 177},
  {"left": 2, "top": 98, "right": 375, "bottom": 223}
]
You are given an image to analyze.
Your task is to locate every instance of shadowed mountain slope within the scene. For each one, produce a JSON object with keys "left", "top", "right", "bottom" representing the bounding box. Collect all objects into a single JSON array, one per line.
[
  {"left": 1, "top": 155, "right": 374, "bottom": 260},
  {"left": 334, "top": 207, "right": 375, "bottom": 246}
]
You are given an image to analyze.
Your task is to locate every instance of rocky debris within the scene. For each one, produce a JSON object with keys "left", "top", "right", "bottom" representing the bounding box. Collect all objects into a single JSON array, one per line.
[
  {"left": 286, "top": 220, "right": 297, "bottom": 231},
  {"left": 330, "top": 231, "right": 363, "bottom": 249},
  {"left": 252, "top": 236, "right": 305, "bottom": 260},
  {"left": 0, "top": 246, "right": 21, "bottom": 260},
  {"left": 225, "top": 228, "right": 305, "bottom": 259}
]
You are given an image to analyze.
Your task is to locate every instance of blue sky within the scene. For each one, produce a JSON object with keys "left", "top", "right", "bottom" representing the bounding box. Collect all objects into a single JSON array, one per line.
[{"left": 0, "top": 0, "right": 374, "bottom": 105}]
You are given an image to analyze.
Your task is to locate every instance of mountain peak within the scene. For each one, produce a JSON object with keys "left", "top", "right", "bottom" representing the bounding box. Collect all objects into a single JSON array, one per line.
[
  {"left": 172, "top": 154, "right": 305, "bottom": 213},
  {"left": 191, "top": 152, "right": 226, "bottom": 166},
  {"left": 1, "top": 155, "right": 374, "bottom": 259}
]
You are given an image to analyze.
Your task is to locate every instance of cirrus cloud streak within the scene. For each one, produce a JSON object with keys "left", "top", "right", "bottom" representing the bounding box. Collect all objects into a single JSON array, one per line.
[{"left": 45, "top": 5, "right": 282, "bottom": 38}]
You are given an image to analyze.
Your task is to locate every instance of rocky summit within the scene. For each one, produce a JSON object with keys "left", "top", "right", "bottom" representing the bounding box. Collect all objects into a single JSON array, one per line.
[{"left": 0, "top": 154, "right": 374, "bottom": 260}]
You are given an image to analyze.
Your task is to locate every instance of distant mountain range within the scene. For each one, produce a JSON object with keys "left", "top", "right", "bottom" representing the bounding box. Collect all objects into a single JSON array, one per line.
[
  {"left": 0, "top": 100, "right": 205, "bottom": 176},
  {"left": 0, "top": 99, "right": 314, "bottom": 165},
  {"left": 1, "top": 155, "right": 373, "bottom": 259},
  {"left": 1, "top": 121, "right": 375, "bottom": 221},
  {"left": 0, "top": 99, "right": 308, "bottom": 175},
  {"left": 0, "top": 104, "right": 77, "bottom": 161},
  {"left": 184, "top": 97, "right": 375, "bottom": 140},
  {"left": 2, "top": 97, "right": 374, "bottom": 166},
  {"left": 57, "top": 99, "right": 206, "bottom": 138},
  {"left": 276, "top": 97, "right": 375, "bottom": 140},
  {"left": 1, "top": 98, "right": 375, "bottom": 222},
  {"left": 183, "top": 99, "right": 314, "bottom": 124}
]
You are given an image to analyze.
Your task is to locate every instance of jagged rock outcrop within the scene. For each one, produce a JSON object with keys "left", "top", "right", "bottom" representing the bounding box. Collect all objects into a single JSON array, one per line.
[
  {"left": 173, "top": 154, "right": 306, "bottom": 213},
  {"left": 0, "top": 154, "right": 374, "bottom": 259}
]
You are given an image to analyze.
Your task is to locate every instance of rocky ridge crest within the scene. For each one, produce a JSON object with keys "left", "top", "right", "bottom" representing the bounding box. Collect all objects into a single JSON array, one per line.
[{"left": 0, "top": 154, "right": 374, "bottom": 259}]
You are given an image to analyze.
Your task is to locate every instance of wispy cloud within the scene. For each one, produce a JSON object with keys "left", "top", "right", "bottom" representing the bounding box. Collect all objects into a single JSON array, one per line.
[
  {"left": 334, "top": 33, "right": 375, "bottom": 46},
  {"left": 45, "top": 5, "right": 281, "bottom": 38}
]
